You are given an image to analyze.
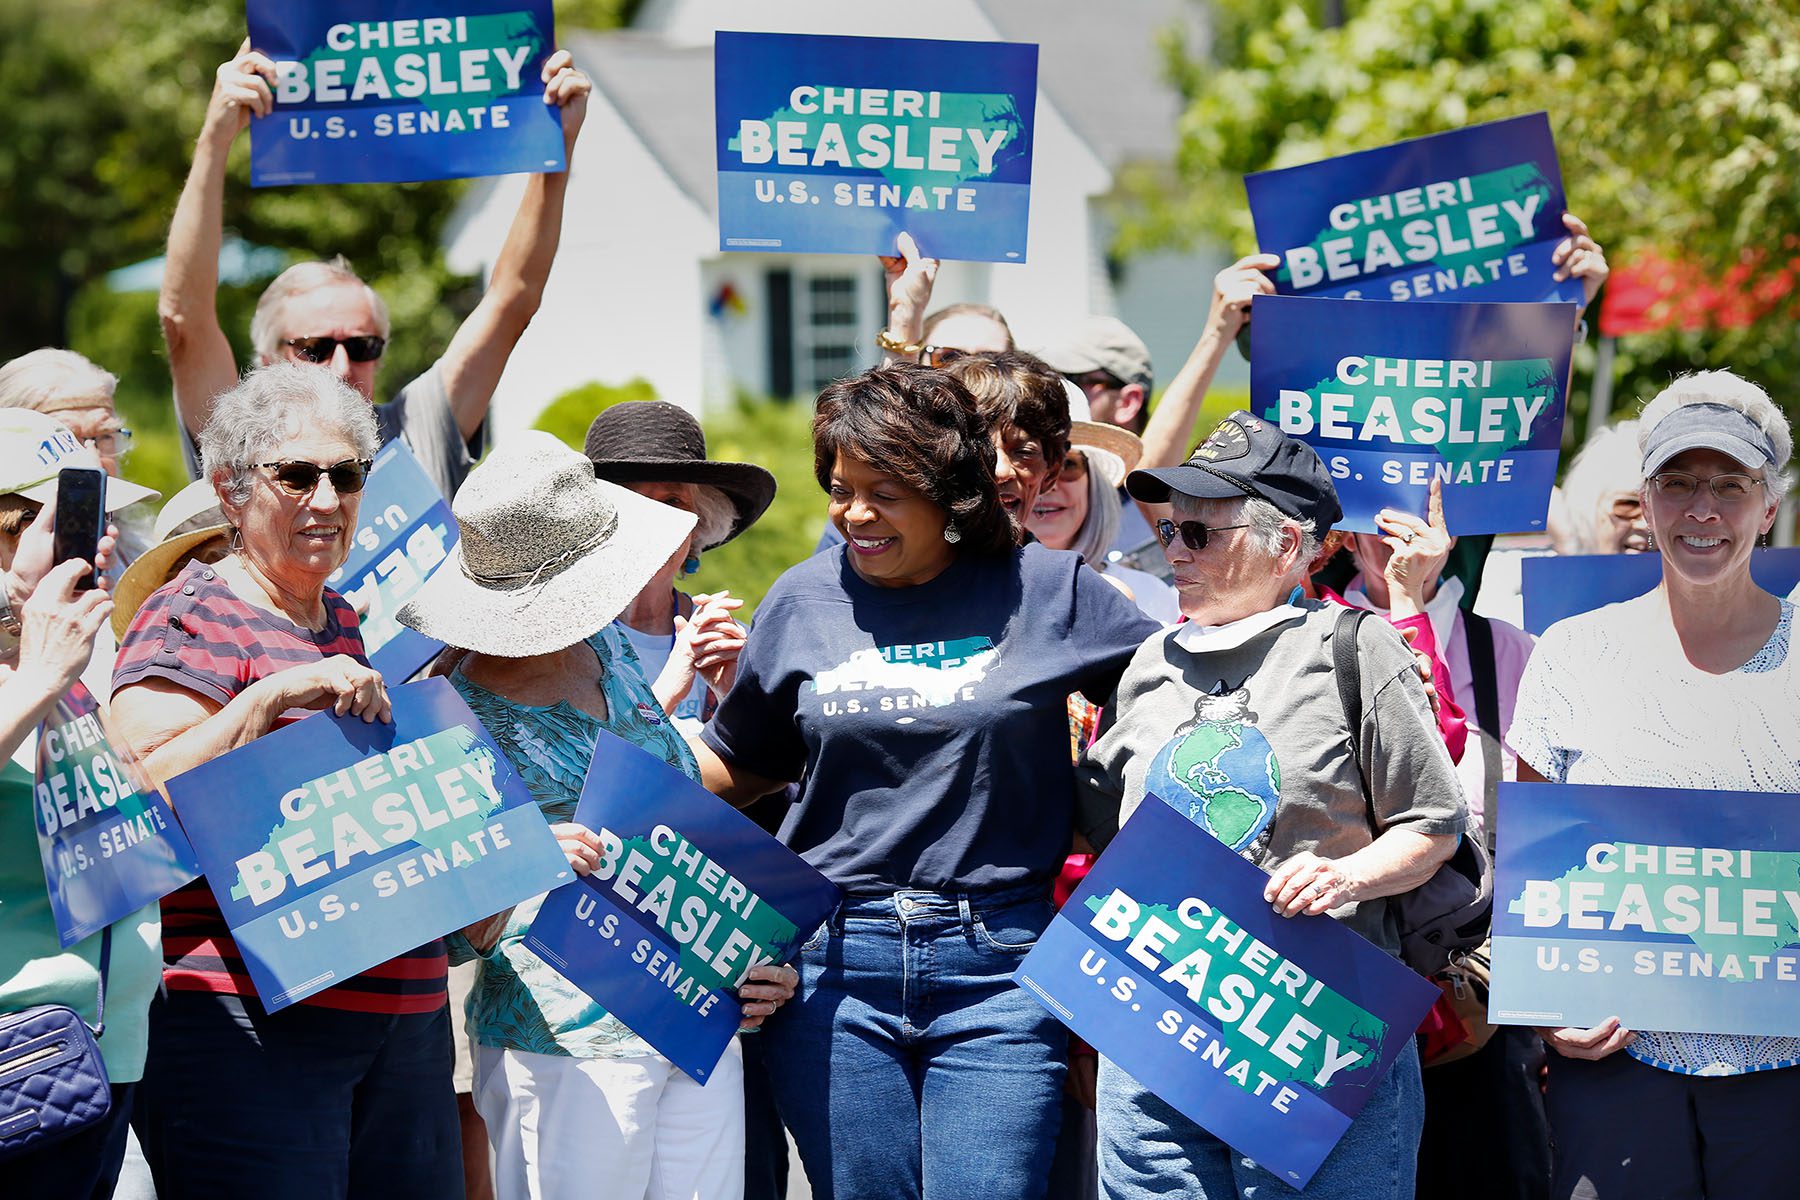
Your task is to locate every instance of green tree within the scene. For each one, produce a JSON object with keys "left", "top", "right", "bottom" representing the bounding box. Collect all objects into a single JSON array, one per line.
[
  {"left": 1127, "top": 0, "right": 1800, "bottom": 429},
  {"left": 1, "top": 0, "right": 635, "bottom": 499}
]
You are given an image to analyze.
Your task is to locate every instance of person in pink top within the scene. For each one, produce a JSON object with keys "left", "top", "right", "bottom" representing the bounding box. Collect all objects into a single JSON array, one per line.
[{"left": 1336, "top": 477, "right": 1547, "bottom": 1200}]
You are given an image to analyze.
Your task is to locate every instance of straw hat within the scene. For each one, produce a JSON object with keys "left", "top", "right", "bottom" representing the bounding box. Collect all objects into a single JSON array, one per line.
[
  {"left": 397, "top": 431, "right": 695, "bottom": 658},
  {"left": 110, "top": 479, "right": 230, "bottom": 639},
  {"left": 584, "top": 401, "right": 776, "bottom": 548},
  {"left": 1070, "top": 420, "right": 1144, "bottom": 488}
]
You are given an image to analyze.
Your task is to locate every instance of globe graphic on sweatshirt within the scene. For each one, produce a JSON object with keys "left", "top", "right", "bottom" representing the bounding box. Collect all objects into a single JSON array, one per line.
[{"left": 1145, "top": 687, "right": 1280, "bottom": 853}]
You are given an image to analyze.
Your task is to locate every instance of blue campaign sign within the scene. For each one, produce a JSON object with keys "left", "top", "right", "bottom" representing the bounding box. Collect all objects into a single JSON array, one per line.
[
  {"left": 247, "top": 0, "right": 565, "bottom": 186},
  {"left": 523, "top": 728, "right": 840, "bottom": 1082},
  {"left": 34, "top": 683, "right": 201, "bottom": 947},
  {"left": 1015, "top": 797, "right": 1437, "bottom": 1190},
  {"left": 1250, "top": 294, "right": 1576, "bottom": 535},
  {"left": 1491, "top": 782, "right": 1800, "bottom": 1038},
  {"left": 326, "top": 439, "right": 457, "bottom": 681},
  {"left": 1246, "top": 112, "right": 1585, "bottom": 305},
  {"left": 714, "top": 31, "right": 1038, "bottom": 262},
  {"left": 166, "top": 678, "right": 570, "bottom": 1011},
  {"left": 1521, "top": 548, "right": 1800, "bottom": 635}
]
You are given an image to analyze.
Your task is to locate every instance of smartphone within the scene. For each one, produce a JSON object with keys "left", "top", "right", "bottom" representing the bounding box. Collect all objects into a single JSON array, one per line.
[{"left": 52, "top": 467, "right": 107, "bottom": 591}]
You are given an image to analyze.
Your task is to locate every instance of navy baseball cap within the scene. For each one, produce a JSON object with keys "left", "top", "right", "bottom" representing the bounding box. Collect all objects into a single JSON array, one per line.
[{"left": 1126, "top": 410, "right": 1343, "bottom": 531}]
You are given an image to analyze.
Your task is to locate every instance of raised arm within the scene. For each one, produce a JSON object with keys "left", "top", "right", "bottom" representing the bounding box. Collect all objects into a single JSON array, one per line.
[
  {"left": 161, "top": 42, "right": 275, "bottom": 441},
  {"left": 876, "top": 232, "right": 940, "bottom": 365},
  {"left": 434, "top": 51, "right": 591, "bottom": 441}
]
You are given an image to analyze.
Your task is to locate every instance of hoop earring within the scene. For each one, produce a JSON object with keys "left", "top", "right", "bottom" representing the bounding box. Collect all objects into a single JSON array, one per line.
[
  {"left": 228, "top": 526, "right": 244, "bottom": 554},
  {"left": 943, "top": 522, "right": 962, "bottom": 545}
]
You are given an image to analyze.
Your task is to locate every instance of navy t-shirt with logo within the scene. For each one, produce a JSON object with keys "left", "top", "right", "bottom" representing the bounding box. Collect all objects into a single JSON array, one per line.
[{"left": 702, "top": 542, "right": 1160, "bottom": 896}]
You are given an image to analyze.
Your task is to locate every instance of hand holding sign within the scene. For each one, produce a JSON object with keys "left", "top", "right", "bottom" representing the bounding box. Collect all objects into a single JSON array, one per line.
[
  {"left": 879, "top": 232, "right": 942, "bottom": 358},
  {"left": 1550, "top": 212, "right": 1609, "bottom": 310},
  {"left": 210, "top": 40, "right": 277, "bottom": 134},
  {"left": 1373, "top": 478, "right": 1453, "bottom": 620},
  {"left": 539, "top": 47, "right": 590, "bottom": 161}
]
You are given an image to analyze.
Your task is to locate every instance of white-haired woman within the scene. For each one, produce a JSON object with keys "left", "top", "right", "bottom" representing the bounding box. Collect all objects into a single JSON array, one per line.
[
  {"left": 109, "top": 364, "right": 462, "bottom": 1198},
  {"left": 1026, "top": 419, "right": 1179, "bottom": 625},
  {"left": 1552, "top": 420, "right": 1650, "bottom": 556},
  {"left": 584, "top": 402, "right": 775, "bottom": 735},
  {"left": 1513, "top": 371, "right": 1799, "bottom": 1200},
  {"left": 1077, "top": 412, "right": 1466, "bottom": 1199}
]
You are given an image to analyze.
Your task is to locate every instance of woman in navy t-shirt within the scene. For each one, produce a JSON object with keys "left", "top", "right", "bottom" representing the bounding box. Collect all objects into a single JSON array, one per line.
[{"left": 694, "top": 363, "right": 1158, "bottom": 1200}]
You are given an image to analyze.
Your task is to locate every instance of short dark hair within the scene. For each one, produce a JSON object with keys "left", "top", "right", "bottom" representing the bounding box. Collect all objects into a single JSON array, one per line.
[
  {"left": 813, "top": 364, "right": 1016, "bottom": 557},
  {"left": 921, "top": 303, "right": 1014, "bottom": 349},
  {"left": 942, "top": 351, "right": 1071, "bottom": 470}
]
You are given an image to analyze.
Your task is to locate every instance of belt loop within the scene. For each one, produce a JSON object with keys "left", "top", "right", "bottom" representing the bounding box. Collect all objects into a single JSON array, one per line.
[{"left": 958, "top": 895, "right": 974, "bottom": 932}]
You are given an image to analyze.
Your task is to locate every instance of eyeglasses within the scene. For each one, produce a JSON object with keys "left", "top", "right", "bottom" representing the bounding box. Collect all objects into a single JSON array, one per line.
[
  {"left": 82, "top": 427, "right": 134, "bottom": 457},
  {"left": 1647, "top": 471, "right": 1764, "bottom": 504},
  {"left": 256, "top": 458, "right": 374, "bottom": 496},
  {"left": 283, "top": 335, "right": 387, "bottom": 364},
  {"left": 1156, "top": 518, "right": 1250, "bottom": 551},
  {"left": 1060, "top": 452, "right": 1089, "bottom": 483},
  {"left": 918, "top": 344, "right": 967, "bottom": 369}
]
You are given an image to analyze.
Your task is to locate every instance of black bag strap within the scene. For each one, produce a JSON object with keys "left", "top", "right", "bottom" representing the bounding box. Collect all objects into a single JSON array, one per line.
[
  {"left": 1331, "top": 606, "right": 1372, "bottom": 814},
  {"left": 1462, "top": 612, "right": 1503, "bottom": 852},
  {"left": 89, "top": 927, "right": 111, "bottom": 1038}
]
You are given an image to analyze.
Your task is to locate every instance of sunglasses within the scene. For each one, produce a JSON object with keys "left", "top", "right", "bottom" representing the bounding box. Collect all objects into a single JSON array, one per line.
[
  {"left": 256, "top": 458, "right": 374, "bottom": 496},
  {"left": 1156, "top": 518, "right": 1250, "bottom": 552},
  {"left": 918, "top": 344, "right": 967, "bottom": 369},
  {"left": 1060, "top": 451, "right": 1089, "bottom": 482},
  {"left": 283, "top": 335, "right": 387, "bottom": 364}
]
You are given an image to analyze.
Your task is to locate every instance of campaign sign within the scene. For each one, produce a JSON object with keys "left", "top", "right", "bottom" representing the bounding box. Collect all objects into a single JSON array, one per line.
[
  {"left": 1246, "top": 112, "right": 1584, "bottom": 305},
  {"left": 247, "top": 0, "right": 565, "bottom": 186},
  {"left": 166, "top": 678, "right": 569, "bottom": 1010},
  {"left": 326, "top": 440, "right": 457, "bottom": 681},
  {"left": 1521, "top": 548, "right": 1800, "bottom": 635},
  {"left": 715, "top": 31, "right": 1038, "bottom": 262},
  {"left": 1015, "top": 797, "right": 1437, "bottom": 1189},
  {"left": 1250, "top": 294, "right": 1576, "bottom": 534},
  {"left": 34, "top": 683, "right": 201, "bottom": 947},
  {"left": 524, "top": 728, "right": 840, "bottom": 1082},
  {"left": 1491, "top": 782, "right": 1800, "bottom": 1038}
]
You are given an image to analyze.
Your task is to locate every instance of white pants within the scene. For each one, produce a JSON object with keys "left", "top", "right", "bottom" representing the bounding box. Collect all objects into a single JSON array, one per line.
[{"left": 475, "top": 1041, "right": 745, "bottom": 1200}]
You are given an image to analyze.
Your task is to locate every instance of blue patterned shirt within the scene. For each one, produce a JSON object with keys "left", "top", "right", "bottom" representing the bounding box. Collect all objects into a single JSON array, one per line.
[{"left": 447, "top": 626, "right": 698, "bottom": 1059}]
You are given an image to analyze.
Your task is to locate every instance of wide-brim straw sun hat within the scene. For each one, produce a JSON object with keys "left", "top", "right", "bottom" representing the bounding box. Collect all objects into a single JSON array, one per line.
[
  {"left": 397, "top": 431, "right": 696, "bottom": 658},
  {"left": 1070, "top": 420, "right": 1144, "bottom": 488},
  {"left": 584, "top": 401, "right": 776, "bottom": 548},
  {"left": 111, "top": 524, "right": 229, "bottom": 641}
]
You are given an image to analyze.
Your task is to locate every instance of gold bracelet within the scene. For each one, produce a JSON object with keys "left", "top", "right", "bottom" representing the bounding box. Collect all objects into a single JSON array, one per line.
[{"left": 874, "top": 328, "right": 923, "bottom": 358}]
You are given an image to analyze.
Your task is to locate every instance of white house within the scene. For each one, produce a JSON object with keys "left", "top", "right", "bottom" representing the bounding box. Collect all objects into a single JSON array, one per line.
[{"left": 444, "top": 0, "right": 1230, "bottom": 439}]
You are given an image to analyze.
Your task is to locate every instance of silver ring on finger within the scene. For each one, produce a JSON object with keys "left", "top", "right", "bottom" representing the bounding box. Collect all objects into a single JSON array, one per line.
[{"left": 1400, "top": 532, "right": 1415, "bottom": 544}]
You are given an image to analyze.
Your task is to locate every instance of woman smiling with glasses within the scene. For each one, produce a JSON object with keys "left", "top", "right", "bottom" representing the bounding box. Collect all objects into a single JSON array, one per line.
[
  {"left": 1512, "top": 371, "right": 1799, "bottom": 1200},
  {"left": 109, "top": 364, "right": 465, "bottom": 1198}
]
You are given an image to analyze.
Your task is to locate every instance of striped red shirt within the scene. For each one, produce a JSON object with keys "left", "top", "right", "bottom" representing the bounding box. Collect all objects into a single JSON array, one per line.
[{"left": 113, "top": 559, "right": 447, "bottom": 1015}]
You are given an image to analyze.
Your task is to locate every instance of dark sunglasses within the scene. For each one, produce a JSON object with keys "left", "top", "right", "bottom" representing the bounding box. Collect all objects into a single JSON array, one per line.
[
  {"left": 283, "top": 335, "right": 387, "bottom": 364},
  {"left": 1156, "top": 517, "right": 1250, "bottom": 552},
  {"left": 256, "top": 458, "right": 374, "bottom": 496},
  {"left": 918, "top": 344, "right": 967, "bottom": 369}
]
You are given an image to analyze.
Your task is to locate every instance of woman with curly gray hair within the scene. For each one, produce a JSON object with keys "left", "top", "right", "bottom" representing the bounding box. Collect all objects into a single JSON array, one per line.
[{"left": 108, "top": 363, "right": 463, "bottom": 1198}]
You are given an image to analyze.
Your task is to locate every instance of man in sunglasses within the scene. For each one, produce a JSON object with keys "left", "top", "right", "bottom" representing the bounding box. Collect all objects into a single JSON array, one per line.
[{"left": 160, "top": 40, "right": 593, "bottom": 502}]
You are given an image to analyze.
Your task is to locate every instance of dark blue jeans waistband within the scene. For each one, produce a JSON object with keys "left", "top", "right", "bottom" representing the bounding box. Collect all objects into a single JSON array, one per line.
[{"left": 837, "top": 880, "right": 1053, "bottom": 925}]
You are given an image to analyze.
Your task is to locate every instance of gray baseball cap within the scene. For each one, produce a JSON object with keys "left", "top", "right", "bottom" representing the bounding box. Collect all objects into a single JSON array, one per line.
[
  {"left": 1641, "top": 402, "right": 1778, "bottom": 476},
  {"left": 1033, "top": 316, "right": 1153, "bottom": 391}
]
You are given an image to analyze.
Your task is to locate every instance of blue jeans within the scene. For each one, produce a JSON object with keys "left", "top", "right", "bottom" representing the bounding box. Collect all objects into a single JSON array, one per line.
[
  {"left": 137, "top": 989, "right": 462, "bottom": 1199},
  {"left": 760, "top": 884, "right": 1067, "bottom": 1200},
  {"left": 1096, "top": 1041, "right": 1423, "bottom": 1200}
]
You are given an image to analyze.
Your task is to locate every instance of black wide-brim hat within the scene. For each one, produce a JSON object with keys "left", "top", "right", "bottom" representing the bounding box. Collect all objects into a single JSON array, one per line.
[{"left": 584, "top": 400, "right": 777, "bottom": 548}]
